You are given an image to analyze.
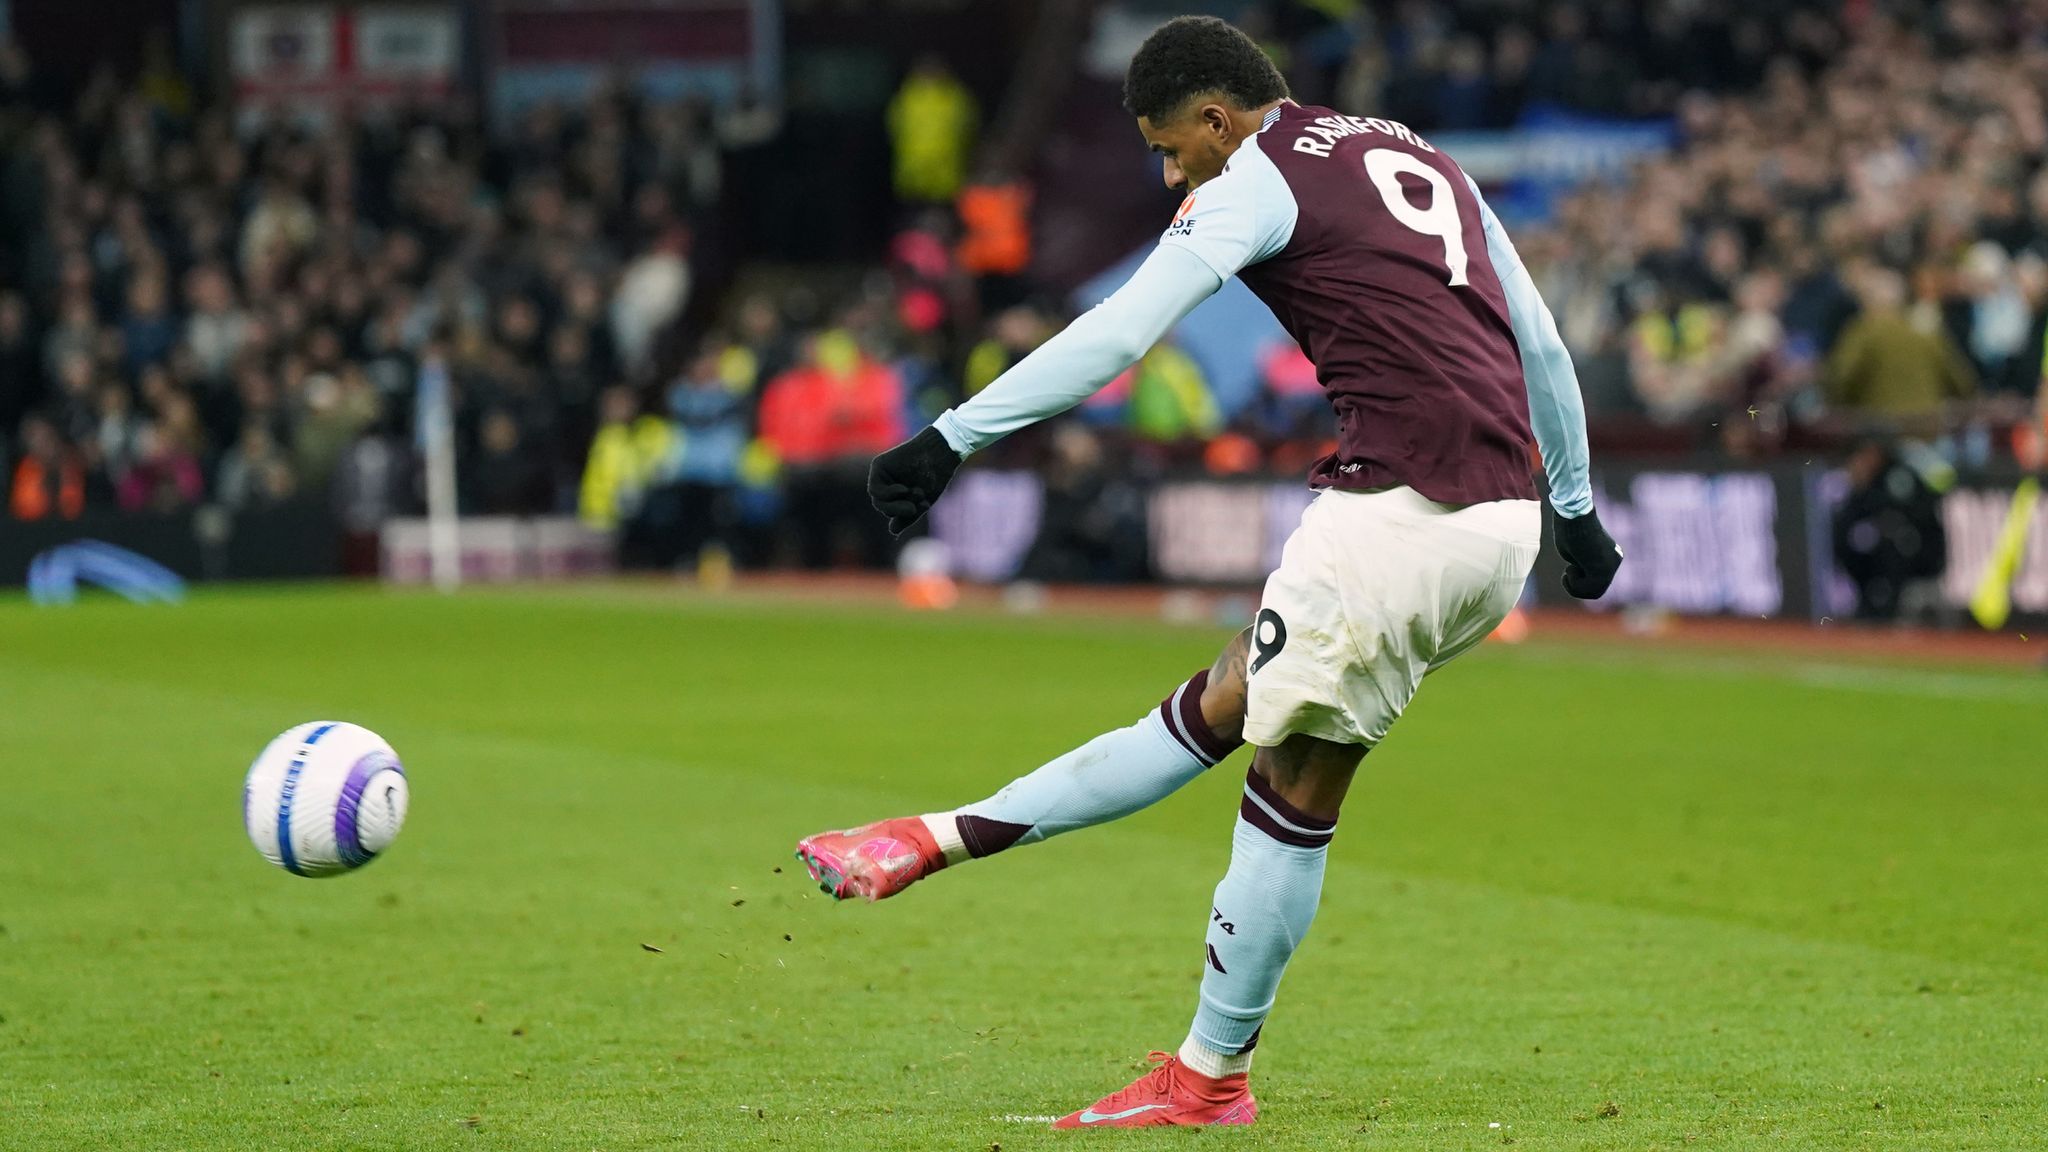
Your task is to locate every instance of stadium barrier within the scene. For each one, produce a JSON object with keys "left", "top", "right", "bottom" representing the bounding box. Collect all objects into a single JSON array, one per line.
[
  {"left": 0, "top": 500, "right": 343, "bottom": 588},
  {"left": 378, "top": 516, "right": 615, "bottom": 585},
  {"left": 930, "top": 464, "right": 2048, "bottom": 629},
  {"left": 11, "top": 472, "right": 2035, "bottom": 629}
]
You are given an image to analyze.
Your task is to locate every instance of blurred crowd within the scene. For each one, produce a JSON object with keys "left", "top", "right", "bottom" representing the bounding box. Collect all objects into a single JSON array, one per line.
[
  {"left": 1506, "top": 0, "right": 2048, "bottom": 463},
  {"left": 1254, "top": 0, "right": 1849, "bottom": 128},
  {"left": 6, "top": 0, "right": 2048, "bottom": 578},
  {"left": 0, "top": 35, "right": 740, "bottom": 543}
]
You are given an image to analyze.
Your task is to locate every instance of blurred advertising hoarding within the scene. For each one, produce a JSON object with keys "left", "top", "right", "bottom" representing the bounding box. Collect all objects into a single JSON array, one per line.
[
  {"left": 487, "top": 0, "right": 781, "bottom": 123},
  {"left": 930, "top": 465, "right": 2047, "bottom": 629},
  {"left": 228, "top": 3, "right": 461, "bottom": 130},
  {"left": 0, "top": 501, "right": 343, "bottom": 584},
  {"left": 379, "top": 517, "right": 615, "bottom": 585},
  {"left": 1436, "top": 105, "right": 1676, "bottom": 224}
]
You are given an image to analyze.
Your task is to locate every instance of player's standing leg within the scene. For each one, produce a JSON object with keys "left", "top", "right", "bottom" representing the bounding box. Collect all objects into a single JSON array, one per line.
[
  {"left": 794, "top": 630, "right": 1253, "bottom": 902},
  {"left": 1051, "top": 733, "right": 1358, "bottom": 1129}
]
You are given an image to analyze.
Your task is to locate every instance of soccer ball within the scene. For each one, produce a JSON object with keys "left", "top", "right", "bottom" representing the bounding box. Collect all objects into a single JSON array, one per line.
[{"left": 244, "top": 722, "right": 409, "bottom": 877}]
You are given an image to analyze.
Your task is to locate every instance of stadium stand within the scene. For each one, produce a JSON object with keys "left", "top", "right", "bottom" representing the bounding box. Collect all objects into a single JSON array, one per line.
[{"left": 1, "top": 1, "right": 2043, "bottom": 612}]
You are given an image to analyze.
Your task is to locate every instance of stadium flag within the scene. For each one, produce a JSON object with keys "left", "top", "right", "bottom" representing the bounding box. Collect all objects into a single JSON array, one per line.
[
  {"left": 1968, "top": 476, "right": 2040, "bottom": 631},
  {"left": 415, "top": 355, "right": 461, "bottom": 592},
  {"left": 27, "top": 540, "right": 187, "bottom": 606}
]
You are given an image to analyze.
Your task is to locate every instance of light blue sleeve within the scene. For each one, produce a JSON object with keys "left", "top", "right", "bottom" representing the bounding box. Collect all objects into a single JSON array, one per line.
[
  {"left": 933, "top": 244, "right": 1224, "bottom": 455},
  {"left": 1155, "top": 139, "right": 1299, "bottom": 282},
  {"left": 1467, "top": 176, "right": 1593, "bottom": 517}
]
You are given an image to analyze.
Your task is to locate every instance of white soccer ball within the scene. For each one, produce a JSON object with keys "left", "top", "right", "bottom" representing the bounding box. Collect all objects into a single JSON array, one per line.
[{"left": 244, "top": 722, "right": 409, "bottom": 877}]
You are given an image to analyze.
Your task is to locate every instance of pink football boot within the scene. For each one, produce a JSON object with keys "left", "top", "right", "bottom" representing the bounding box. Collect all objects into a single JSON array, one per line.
[
  {"left": 794, "top": 817, "right": 946, "bottom": 902},
  {"left": 1051, "top": 1052, "right": 1257, "bottom": 1129}
]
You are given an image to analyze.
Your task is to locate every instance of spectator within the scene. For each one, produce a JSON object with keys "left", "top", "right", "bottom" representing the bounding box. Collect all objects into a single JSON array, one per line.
[
  {"left": 962, "top": 306, "right": 1050, "bottom": 398},
  {"left": 1018, "top": 425, "right": 1147, "bottom": 584},
  {"left": 1956, "top": 241, "right": 2037, "bottom": 396},
  {"left": 215, "top": 422, "right": 299, "bottom": 512},
  {"left": 9, "top": 413, "right": 84, "bottom": 521},
  {"left": 648, "top": 344, "right": 755, "bottom": 566},
  {"left": 240, "top": 175, "right": 320, "bottom": 280},
  {"left": 120, "top": 270, "right": 178, "bottom": 376},
  {"left": 757, "top": 329, "right": 906, "bottom": 467},
  {"left": 1824, "top": 268, "right": 1978, "bottom": 434},
  {"left": 333, "top": 419, "right": 410, "bottom": 574},
  {"left": 1779, "top": 240, "right": 1857, "bottom": 374},
  {"left": 1434, "top": 36, "right": 1491, "bottom": 131},
  {"left": 757, "top": 329, "right": 905, "bottom": 567},
  {"left": 731, "top": 294, "right": 792, "bottom": 388},
  {"left": 579, "top": 385, "right": 674, "bottom": 532},
  {"left": 1241, "top": 339, "right": 1335, "bottom": 474},
  {"left": 92, "top": 379, "right": 145, "bottom": 487},
  {"left": 1626, "top": 280, "right": 1727, "bottom": 427},
  {"left": 611, "top": 227, "right": 691, "bottom": 379},
  {"left": 887, "top": 56, "right": 978, "bottom": 205},
  {"left": 295, "top": 369, "right": 380, "bottom": 493},
  {"left": 463, "top": 408, "right": 553, "bottom": 516},
  {"left": 48, "top": 352, "right": 101, "bottom": 445},
  {"left": 42, "top": 295, "right": 98, "bottom": 386},
  {"left": 0, "top": 294, "right": 38, "bottom": 433},
  {"left": 955, "top": 169, "right": 1033, "bottom": 310},
  {"left": 1832, "top": 439, "right": 1949, "bottom": 622},
  {"left": 116, "top": 421, "right": 202, "bottom": 513},
  {"left": 1708, "top": 270, "right": 1794, "bottom": 455},
  {"left": 181, "top": 264, "right": 249, "bottom": 383},
  {"left": 1124, "top": 342, "right": 1222, "bottom": 443}
]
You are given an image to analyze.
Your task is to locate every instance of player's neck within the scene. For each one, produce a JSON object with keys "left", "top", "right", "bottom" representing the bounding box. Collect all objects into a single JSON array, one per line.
[{"left": 1224, "top": 101, "right": 1287, "bottom": 153}]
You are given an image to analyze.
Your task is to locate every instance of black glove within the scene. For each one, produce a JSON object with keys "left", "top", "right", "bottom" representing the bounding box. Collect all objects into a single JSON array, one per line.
[
  {"left": 868, "top": 426, "right": 963, "bottom": 536},
  {"left": 1553, "top": 508, "right": 1623, "bottom": 600}
]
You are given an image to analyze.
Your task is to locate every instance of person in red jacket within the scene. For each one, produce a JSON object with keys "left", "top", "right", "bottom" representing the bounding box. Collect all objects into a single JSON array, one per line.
[
  {"left": 757, "top": 328, "right": 906, "bottom": 568},
  {"left": 10, "top": 413, "right": 85, "bottom": 521}
]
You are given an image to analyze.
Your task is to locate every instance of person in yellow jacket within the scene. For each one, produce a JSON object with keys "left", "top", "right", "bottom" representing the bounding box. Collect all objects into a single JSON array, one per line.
[
  {"left": 887, "top": 56, "right": 978, "bottom": 204},
  {"left": 579, "top": 386, "right": 677, "bottom": 530},
  {"left": 1127, "top": 342, "right": 1221, "bottom": 442}
]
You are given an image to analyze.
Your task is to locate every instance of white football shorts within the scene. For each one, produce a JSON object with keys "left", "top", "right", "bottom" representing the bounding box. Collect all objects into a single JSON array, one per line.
[{"left": 1242, "top": 485, "right": 1541, "bottom": 748}]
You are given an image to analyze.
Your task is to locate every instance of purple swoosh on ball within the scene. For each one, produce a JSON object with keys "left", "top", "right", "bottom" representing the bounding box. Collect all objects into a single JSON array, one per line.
[{"left": 334, "top": 751, "right": 403, "bottom": 867}]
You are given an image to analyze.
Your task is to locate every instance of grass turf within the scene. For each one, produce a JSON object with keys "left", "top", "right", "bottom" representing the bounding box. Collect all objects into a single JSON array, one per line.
[{"left": 0, "top": 584, "right": 2043, "bottom": 1150}]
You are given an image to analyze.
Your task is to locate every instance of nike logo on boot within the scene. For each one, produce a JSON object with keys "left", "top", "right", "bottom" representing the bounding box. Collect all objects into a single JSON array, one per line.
[{"left": 1077, "top": 1104, "right": 1172, "bottom": 1124}]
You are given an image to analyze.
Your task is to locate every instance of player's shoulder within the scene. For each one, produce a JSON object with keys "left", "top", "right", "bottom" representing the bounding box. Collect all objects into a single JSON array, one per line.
[
  {"left": 1157, "top": 117, "right": 1302, "bottom": 274},
  {"left": 1165, "top": 128, "right": 1290, "bottom": 231}
]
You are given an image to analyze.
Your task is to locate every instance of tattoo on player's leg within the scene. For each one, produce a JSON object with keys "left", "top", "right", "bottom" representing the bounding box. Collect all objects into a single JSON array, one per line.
[
  {"left": 1211, "top": 627, "right": 1252, "bottom": 690},
  {"left": 1199, "top": 627, "right": 1254, "bottom": 745}
]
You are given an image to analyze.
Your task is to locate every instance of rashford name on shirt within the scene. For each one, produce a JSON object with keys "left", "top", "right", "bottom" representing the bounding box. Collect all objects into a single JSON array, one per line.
[{"left": 1287, "top": 114, "right": 1435, "bottom": 158}]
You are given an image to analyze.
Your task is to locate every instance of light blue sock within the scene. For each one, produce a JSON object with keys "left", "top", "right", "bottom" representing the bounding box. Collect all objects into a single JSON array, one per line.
[
  {"left": 920, "top": 669, "right": 1239, "bottom": 862},
  {"left": 1180, "top": 769, "right": 1334, "bottom": 1077}
]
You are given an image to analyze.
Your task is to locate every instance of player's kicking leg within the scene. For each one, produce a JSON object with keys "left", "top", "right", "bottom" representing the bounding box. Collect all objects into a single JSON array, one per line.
[{"left": 794, "top": 628, "right": 1252, "bottom": 901}]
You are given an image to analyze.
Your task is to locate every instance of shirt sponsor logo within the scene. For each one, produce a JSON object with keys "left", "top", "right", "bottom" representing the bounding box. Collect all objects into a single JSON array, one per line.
[{"left": 1164, "top": 194, "right": 1197, "bottom": 238}]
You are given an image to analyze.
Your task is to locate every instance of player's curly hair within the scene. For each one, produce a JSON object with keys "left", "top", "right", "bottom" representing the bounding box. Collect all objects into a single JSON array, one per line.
[{"left": 1122, "top": 15, "right": 1290, "bottom": 123}]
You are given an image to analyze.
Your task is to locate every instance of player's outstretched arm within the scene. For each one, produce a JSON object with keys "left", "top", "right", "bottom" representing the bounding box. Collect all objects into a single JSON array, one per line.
[
  {"left": 1466, "top": 176, "right": 1622, "bottom": 599},
  {"left": 868, "top": 245, "right": 1225, "bottom": 534}
]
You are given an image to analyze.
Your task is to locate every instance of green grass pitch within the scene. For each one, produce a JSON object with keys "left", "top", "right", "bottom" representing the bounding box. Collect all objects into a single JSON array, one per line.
[{"left": 1, "top": 584, "right": 2043, "bottom": 1150}]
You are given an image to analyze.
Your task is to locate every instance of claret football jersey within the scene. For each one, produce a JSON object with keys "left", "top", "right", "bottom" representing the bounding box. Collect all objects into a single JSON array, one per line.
[{"left": 1158, "top": 103, "right": 1539, "bottom": 505}]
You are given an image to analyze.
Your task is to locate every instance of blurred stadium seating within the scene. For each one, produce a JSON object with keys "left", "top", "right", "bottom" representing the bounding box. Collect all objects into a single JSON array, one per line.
[{"left": 2, "top": 0, "right": 2044, "bottom": 628}]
